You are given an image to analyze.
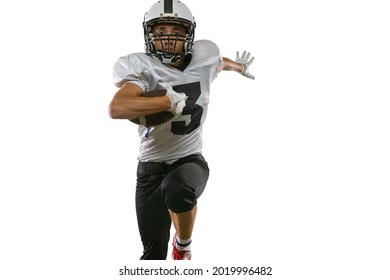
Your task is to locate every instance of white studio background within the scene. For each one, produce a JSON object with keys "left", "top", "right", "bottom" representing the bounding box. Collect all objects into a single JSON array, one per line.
[{"left": 0, "top": 0, "right": 389, "bottom": 280}]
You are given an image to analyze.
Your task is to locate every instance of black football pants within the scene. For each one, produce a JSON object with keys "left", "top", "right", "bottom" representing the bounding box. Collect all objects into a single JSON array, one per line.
[{"left": 135, "top": 153, "right": 209, "bottom": 260}]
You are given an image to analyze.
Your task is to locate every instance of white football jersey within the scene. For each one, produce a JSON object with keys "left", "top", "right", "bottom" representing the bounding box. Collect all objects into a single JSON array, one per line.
[{"left": 113, "top": 40, "right": 223, "bottom": 163}]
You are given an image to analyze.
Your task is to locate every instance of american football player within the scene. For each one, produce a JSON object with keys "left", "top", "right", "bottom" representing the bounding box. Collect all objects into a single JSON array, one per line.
[{"left": 109, "top": 0, "right": 255, "bottom": 260}]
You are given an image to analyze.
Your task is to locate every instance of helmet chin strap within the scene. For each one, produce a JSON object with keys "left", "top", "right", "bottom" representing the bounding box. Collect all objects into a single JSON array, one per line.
[{"left": 155, "top": 51, "right": 183, "bottom": 65}]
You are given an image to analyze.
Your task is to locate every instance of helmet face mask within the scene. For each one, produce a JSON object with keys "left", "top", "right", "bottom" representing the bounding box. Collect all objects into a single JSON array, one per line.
[
  {"left": 149, "top": 29, "right": 187, "bottom": 64},
  {"left": 143, "top": 0, "right": 196, "bottom": 64}
]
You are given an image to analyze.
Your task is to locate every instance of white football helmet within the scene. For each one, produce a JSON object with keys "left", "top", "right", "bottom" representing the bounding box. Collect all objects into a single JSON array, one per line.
[{"left": 143, "top": 0, "right": 196, "bottom": 64}]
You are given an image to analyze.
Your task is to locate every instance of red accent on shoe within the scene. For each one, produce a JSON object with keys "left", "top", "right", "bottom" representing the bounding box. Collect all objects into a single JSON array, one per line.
[{"left": 172, "top": 233, "right": 192, "bottom": 260}]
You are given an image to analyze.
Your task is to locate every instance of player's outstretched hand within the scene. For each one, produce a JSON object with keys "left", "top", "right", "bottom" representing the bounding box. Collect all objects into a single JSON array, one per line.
[
  {"left": 236, "top": 50, "right": 255, "bottom": 80},
  {"left": 166, "top": 87, "right": 188, "bottom": 115}
]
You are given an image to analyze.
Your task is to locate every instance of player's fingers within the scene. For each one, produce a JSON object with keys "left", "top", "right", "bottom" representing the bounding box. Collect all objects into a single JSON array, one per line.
[
  {"left": 245, "top": 52, "right": 251, "bottom": 62},
  {"left": 247, "top": 56, "right": 255, "bottom": 66},
  {"left": 236, "top": 51, "right": 240, "bottom": 61},
  {"left": 241, "top": 50, "right": 247, "bottom": 61}
]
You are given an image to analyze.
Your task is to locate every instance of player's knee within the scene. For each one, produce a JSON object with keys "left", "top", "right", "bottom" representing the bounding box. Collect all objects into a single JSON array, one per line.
[{"left": 161, "top": 180, "right": 196, "bottom": 212}]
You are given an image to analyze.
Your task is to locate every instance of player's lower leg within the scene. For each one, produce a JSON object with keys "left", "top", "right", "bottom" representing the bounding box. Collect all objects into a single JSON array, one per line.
[
  {"left": 170, "top": 204, "right": 197, "bottom": 240},
  {"left": 170, "top": 205, "right": 197, "bottom": 259}
]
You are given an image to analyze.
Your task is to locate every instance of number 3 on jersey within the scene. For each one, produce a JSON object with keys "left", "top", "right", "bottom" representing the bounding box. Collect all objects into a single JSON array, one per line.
[{"left": 171, "top": 82, "right": 202, "bottom": 135}]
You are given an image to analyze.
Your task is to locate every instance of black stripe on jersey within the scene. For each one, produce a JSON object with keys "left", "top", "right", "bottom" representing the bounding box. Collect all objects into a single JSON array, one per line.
[{"left": 164, "top": 0, "right": 173, "bottom": 13}]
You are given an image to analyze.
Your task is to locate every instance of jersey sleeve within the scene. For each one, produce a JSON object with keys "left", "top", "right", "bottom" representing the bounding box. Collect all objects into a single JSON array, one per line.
[
  {"left": 214, "top": 45, "right": 224, "bottom": 81},
  {"left": 113, "top": 54, "right": 149, "bottom": 92},
  {"left": 193, "top": 40, "right": 223, "bottom": 82}
]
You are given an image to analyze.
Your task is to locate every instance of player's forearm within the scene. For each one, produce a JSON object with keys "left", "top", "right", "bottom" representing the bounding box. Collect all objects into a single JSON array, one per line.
[
  {"left": 109, "top": 96, "right": 171, "bottom": 119},
  {"left": 221, "top": 57, "right": 244, "bottom": 73}
]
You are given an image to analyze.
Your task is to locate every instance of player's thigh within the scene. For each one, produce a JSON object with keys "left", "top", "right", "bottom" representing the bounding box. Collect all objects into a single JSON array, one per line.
[{"left": 161, "top": 159, "right": 209, "bottom": 202}]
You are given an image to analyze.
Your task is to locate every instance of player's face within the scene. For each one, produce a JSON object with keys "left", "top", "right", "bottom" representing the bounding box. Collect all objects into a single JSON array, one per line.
[{"left": 151, "top": 23, "right": 187, "bottom": 54}]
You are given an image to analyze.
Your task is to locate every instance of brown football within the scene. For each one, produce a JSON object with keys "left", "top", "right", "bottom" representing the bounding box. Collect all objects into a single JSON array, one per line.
[{"left": 129, "top": 89, "right": 174, "bottom": 126}]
